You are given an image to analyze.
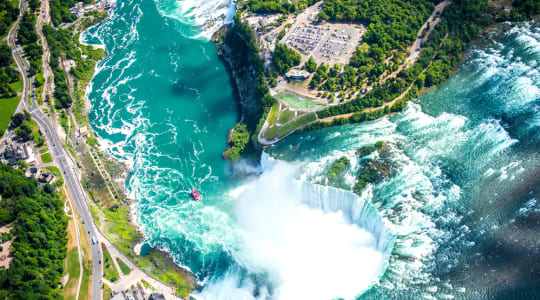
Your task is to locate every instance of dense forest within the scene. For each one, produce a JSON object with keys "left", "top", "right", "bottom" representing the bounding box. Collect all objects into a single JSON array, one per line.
[
  {"left": 0, "top": 43, "right": 19, "bottom": 98},
  {"left": 224, "top": 123, "right": 250, "bottom": 160},
  {"left": 246, "top": 0, "right": 317, "bottom": 14},
  {"left": 17, "top": 12, "right": 42, "bottom": 77},
  {"left": 510, "top": 0, "right": 540, "bottom": 20},
  {"left": 43, "top": 20, "right": 104, "bottom": 109},
  {"left": 0, "top": 164, "right": 67, "bottom": 299},
  {"left": 43, "top": 25, "right": 74, "bottom": 109},
  {"left": 49, "top": 0, "right": 77, "bottom": 26},
  {"left": 309, "top": 0, "right": 493, "bottom": 123},
  {"left": 320, "top": 0, "right": 435, "bottom": 52},
  {"left": 0, "top": 0, "right": 18, "bottom": 38},
  {"left": 220, "top": 13, "right": 278, "bottom": 158},
  {"left": 272, "top": 43, "right": 301, "bottom": 74}
]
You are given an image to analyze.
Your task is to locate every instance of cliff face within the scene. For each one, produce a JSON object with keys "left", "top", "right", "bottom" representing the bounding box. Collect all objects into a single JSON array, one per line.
[
  {"left": 214, "top": 26, "right": 260, "bottom": 124},
  {"left": 214, "top": 26, "right": 263, "bottom": 159}
]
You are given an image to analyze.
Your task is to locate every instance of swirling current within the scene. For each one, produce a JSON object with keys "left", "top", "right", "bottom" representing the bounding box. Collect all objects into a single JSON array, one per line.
[{"left": 82, "top": 0, "right": 540, "bottom": 298}]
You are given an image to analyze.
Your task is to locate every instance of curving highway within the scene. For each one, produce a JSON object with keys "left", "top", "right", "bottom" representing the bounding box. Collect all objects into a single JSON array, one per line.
[{"left": 7, "top": 1, "right": 103, "bottom": 299}]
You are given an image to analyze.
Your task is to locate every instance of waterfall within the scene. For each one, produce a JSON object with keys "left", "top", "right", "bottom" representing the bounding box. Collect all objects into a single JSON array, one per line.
[{"left": 260, "top": 151, "right": 395, "bottom": 267}]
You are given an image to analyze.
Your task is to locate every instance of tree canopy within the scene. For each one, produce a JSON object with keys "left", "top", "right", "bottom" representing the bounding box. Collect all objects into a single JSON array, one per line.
[
  {"left": 246, "top": 0, "right": 317, "bottom": 14},
  {"left": 272, "top": 43, "right": 301, "bottom": 74},
  {"left": 0, "top": 164, "right": 67, "bottom": 299}
]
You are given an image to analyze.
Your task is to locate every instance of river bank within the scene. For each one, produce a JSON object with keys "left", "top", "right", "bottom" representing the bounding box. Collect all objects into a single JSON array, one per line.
[
  {"left": 213, "top": 25, "right": 266, "bottom": 161},
  {"left": 61, "top": 7, "right": 198, "bottom": 299}
]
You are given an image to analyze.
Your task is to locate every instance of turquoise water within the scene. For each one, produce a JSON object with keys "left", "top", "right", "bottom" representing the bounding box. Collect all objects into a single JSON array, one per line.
[
  {"left": 268, "top": 21, "right": 540, "bottom": 299},
  {"left": 84, "top": 0, "right": 540, "bottom": 298},
  {"left": 84, "top": 0, "right": 241, "bottom": 273}
]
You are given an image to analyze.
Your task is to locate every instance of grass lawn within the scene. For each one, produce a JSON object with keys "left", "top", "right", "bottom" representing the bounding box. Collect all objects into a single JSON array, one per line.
[
  {"left": 103, "top": 282, "right": 112, "bottom": 300},
  {"left": 0, "top": 80, "right": 23, "bottom": 137},
  {"left": 94, "top": 204, "right": 194, "bottom": 297},
  {"left": 69, "top": 201, "right": 92, "bottom": 300},
  {"left": 267, "top": 102, "right": 280, "bottom": 125},
  {"left": 278, "top": 109, "right": 295, "bottom": 124},
  {"left": 39, "top": 147, "right": 49, "bottom": 153},
  {"left": 263, "top": 125, "right": 280, "bottom": 139},
  {"left": 44, "top": 166, "right": 63, "bottom": 180},
  {"left": 63, "top": 215, "right": 81, "bottom": 300},
  {"left": 63, "top": 247, "right": 80, "bottom": 300},
  {"left": 41, "top": 152, "right": 53, "bottom": 163},
  {"left": 116, "top": 257, "right": 131, "bottom": 275},
  {"left": 79, "top": 265, "right": 91, "bottom": 300},
  {"left": 276, "top": 93, "right": 323, "bottom": 110},
  {"left": 101, "top": 243, "right": 120, "bottom": 282},
  {"left": 279, "top": 113, "right": 317, "bottom": 138}
]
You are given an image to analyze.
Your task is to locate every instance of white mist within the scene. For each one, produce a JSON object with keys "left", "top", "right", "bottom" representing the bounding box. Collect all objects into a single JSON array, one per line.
[{"left": 197, "top": 160, "right": 388, "bottom": 300}]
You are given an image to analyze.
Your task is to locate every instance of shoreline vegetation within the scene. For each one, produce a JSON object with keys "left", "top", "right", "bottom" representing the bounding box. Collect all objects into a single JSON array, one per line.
[
  {"left": 215, "top": 0, "right": 538, "bottom": 157},
  {"left": 40, "top": 1, "right": 197, "bottom": 297},
  {"left": 7, "top": 0, "right": 535, "bottom": 299}
]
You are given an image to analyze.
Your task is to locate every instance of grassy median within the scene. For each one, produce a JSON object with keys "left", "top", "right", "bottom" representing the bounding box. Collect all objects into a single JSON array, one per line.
[{"left": 102, "top": 243, "right": 120, "bottom": 282}]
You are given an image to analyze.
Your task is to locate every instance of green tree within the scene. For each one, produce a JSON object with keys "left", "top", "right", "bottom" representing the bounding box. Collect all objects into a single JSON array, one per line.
[
  {"left": 303, "top": 56, "right": 317, "bottom": 73},
  {"left": 272, "top": 43, "right": 301, "bottom": 74}
]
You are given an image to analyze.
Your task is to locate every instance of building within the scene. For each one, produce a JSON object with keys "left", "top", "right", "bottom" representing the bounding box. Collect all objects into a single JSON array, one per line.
[
  {"left": 285, "top": 68, "right": 311, "bottom": 81},
  {"left": 41, "top": 173, "right": 58, "bottom": 185},
  {"left": 110, "top": 293, "right": 127, "bottom": 300},
  {"left": 29, "top": 167, "right": 41, "bottom": 180},
  {"left": 24, "top": 144, "right": 36, "bottom": 164},
  {"left": 1, "top": 144, "right": 31, "bottom": 165},
  {"left": 148, "top": 294, "right": 165, "bottom": 300},
  {"left": 79, "top": 126, "right": 89, "bottom": 137}
]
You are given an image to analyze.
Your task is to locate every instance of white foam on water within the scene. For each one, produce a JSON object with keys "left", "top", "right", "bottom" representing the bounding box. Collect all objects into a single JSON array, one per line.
[
  {"left": 154, "top": 0, "right": 236, "bottom": 39},
  {"left": 196, "top": 158, "right": 393, "bottom": 299}
]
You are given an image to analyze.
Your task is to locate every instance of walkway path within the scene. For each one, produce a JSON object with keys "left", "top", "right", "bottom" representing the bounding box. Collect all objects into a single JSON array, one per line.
[
  {"left": 64, "top": 186, "right": 85, "bottom": 300},
  {"left": 99, "top": 236, "right": 182, "bottom": 300},
  {"left": 319, "top": 32, "right": 450, "bottom": 123}
]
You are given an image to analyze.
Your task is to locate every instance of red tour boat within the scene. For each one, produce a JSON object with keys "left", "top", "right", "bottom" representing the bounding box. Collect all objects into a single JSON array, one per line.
[{"left": 191, "top": 189, "right": 202, "bottom": 201}]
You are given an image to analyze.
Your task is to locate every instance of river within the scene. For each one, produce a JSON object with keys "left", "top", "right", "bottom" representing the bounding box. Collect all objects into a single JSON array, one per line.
[{"left": 82, "top": 0, "right": 540, "bottom": 298}]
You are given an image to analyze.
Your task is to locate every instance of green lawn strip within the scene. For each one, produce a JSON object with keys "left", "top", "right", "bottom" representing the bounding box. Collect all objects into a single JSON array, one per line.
[
  {"left": 267, "top": 102, "right": 280, "bottom": 125},
  {"left": 276, "top": 93, "right": 323, "bottom": 110},
  {"left": 0, "top": 0, "right": 18, "bottom": 40},
  {"left": 39, "top": 147, "right": 49, "bottom": 153},
  {"left": 79, "top": 263, "right": 91, "bottom": 300},
  {"left": 102, "top": 243, "right": 120, "bottom": 282},
  {"left": 278, "top": 108, "right": 295, "bottom": 124},
  {"left": 103, "top": 282, "right": 113, "bottom": 300},
  {"left": 116, "top": 257, "right": 131, "bottom": 275},
  {"left": 44, "top": 165, "right": 63, "bottom": 180},
  {"left": 0, "top": 80, "right": 23, "bottom": 137},
  {"left": 63, "top": 247, "right": 80, "bottom": 300},
  {"left": 278, "top": 113, "right": 317, "bottom": 138},
  {"left": 263, "top": 125, "right": 280, "bottom": 139},
  {"left": 41, "top": 152, "right": 53, "bottom": 163}
]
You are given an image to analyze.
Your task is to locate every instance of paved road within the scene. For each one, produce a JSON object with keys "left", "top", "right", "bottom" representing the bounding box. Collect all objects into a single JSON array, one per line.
[{"left": 7, "top": 2, "right": 103, "bottom": 299}]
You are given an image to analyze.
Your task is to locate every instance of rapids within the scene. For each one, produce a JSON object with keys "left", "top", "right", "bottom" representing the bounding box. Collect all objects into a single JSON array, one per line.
[{"left": 82, "top": 0, "right": 540, "bottom": 297}]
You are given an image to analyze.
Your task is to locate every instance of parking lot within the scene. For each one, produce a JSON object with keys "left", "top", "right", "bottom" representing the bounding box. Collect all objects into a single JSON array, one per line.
[{"left": 285, "top": 23, "right": 364, "bottom": 66}]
